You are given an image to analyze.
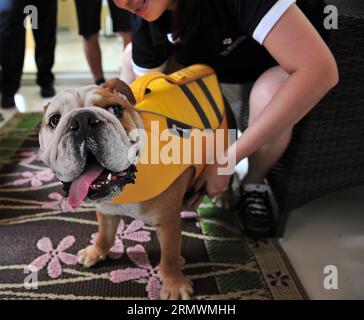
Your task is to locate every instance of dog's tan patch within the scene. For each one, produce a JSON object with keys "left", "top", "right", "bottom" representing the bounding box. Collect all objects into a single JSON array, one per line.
[{"left": 92, "top": 89, "right": 138, "bottom": 135}]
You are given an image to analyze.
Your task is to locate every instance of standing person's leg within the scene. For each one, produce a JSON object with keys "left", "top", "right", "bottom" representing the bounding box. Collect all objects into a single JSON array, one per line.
[
  {"left": 108, "top": 0, "right": 131, "bottom": 47},
  {"left": 239, "top": 65, "right": 291, "bottom": 239},
  {"left": 32, "top": 0, "right": 57, "bottom": 98},
  {"left": 75, "top": 0, "right": 104, "bottom": 85},
  {"left": 83, "top": 33, "right": 105, "bottom": 85},
  {"left": 108, "top": 0, "right": 131, "bottom": 82},
  {"left": 84, "top": 33, "right": 105, "bottom": 84},
  {"left": 0, "top": 0, "right": 26, "bottom": 108}
]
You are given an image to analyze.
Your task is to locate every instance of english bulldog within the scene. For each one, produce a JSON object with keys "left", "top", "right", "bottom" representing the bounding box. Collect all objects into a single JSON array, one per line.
[{"left": 38, "top": 78, "right": 236, "bottom": 300}]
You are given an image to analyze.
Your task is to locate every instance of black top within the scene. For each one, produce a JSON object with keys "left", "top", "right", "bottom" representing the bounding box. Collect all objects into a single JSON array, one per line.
[{"left": 131, "top": 0, "right": 327, "bottom": 83}]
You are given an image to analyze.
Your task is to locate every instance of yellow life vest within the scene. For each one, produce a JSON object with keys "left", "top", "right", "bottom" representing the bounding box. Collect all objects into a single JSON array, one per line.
[{"left": 111, "top": 64, "right": 229, "bottom": 204}]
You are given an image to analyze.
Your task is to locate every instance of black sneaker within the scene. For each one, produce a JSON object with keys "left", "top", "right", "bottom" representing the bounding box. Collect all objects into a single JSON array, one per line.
[
  {"left": 1, "top": 94, "right": 16, "bottom": 109},
  {"left": 239, "top": 184, "right": 276, "bottom": 240},
  {"left": 40, "top": 85, "right": 56, "bottom": 98}
]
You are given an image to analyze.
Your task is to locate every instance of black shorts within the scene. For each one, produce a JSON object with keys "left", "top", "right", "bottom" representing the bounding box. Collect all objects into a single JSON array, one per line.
[{"left": 75, "top": 0, "right": 131, "bottom": 38}]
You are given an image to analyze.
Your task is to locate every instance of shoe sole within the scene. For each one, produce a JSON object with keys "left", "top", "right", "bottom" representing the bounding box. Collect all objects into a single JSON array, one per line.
[{"left": 239, "top": 219, "right": 274, "bottom": 240}]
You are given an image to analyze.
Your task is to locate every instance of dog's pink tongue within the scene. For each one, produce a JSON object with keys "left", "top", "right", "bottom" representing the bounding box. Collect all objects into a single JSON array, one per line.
[{"left": 68, "top": 163, "right": 104, "bottom": 208}]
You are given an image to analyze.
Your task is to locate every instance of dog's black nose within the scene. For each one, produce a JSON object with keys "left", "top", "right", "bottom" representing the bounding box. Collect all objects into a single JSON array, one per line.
[{"left": 70, "top": 111, "right": 101, "bottom": 134}]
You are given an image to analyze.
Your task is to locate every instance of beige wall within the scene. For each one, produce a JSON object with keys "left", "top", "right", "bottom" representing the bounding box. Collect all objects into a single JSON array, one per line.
[
  {"left": 58, "top": 0, "right": 109, "bottom": 31},
  {"left": 57, "top": 0, "right": 78, "bottom": 31}
]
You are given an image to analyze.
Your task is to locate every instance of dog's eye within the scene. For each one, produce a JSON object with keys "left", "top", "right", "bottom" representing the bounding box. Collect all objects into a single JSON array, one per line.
[
  {"left": 49, "top": 114, "right": 61, "bottom": 128},
  {"left": 108, "top": 105, "right": 123, "bottom": 118}
]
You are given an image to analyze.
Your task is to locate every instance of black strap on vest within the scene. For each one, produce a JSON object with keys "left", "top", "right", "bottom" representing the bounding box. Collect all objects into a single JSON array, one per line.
[
  {"left": 196, "top": 79, "right": 223, "bottom": 123},
  {"left": 179, "top": 84, "right": 212, "bottom": 129}
]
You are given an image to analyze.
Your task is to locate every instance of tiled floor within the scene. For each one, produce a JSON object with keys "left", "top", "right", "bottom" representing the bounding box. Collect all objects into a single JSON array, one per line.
[
  {"left": 1, "top": 31, "right": 363, "bottom": 300},
  {"left": 24, "top": 31, "right": 124, "bottom": 74},
  {"left": 281, "top": 185, "right": 364, "bottom": 300}
]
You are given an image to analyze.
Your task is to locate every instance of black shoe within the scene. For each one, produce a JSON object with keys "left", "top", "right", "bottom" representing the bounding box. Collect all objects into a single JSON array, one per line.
[
  {"left": 239, "top": 184, "right": 276, "bottom": 240},
  {"left": 1, "top": 94, "right": 16, "bottom": 109},
  {"left": 40, "top": 85, "right": 56, "bottom": 98}
]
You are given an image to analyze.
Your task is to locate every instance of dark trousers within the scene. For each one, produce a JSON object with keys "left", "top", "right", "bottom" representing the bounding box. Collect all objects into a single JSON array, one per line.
[{"left": 0, "top": 0, "right": 57, "bottom": 96}]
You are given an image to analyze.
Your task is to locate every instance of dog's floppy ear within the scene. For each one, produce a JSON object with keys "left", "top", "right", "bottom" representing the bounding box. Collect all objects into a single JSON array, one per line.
[{"left": 101, "top": 78, "right": 136, "bottom": 105}]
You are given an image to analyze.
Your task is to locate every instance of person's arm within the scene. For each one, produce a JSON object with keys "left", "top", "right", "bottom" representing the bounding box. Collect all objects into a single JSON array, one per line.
[
  {"left": 192, "top": 3, "right": 338, "bottom": 200},
  {"left": 224, "top": 4, "right": 338, "bottom": 168}
]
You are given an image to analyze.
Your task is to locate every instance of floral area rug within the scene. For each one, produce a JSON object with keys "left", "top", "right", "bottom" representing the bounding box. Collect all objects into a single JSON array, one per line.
[{"left": 0, "top": 113, "right": 308, "bottom": 300}]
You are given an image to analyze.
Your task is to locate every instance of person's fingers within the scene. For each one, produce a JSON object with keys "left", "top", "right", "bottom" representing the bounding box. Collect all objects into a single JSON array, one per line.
[
  {"left": 190, "top": 194, "right": 204, "bottom": 211},
  {"left": 186, "top": 187, "right": 206, "bottom": 210},
  {"left": 192, "top": 174, "right": 206, "bottom": 194},
  {"left": 206, "top": 188, "right": 219, "bottom": 199},
  {"left": 185, "top": 193, "right": 200, "bottom": 208},
  {"left": 206, "top": 180, "right": 230, "bottom": 198}
]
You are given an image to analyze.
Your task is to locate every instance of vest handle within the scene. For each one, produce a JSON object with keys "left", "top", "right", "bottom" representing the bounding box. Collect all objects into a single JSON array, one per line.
[
  {"left": 131, "top": 72, "right": 177, "bottom": 103},
  {"left": 130, "top": 64, "right": 215, "bottom": 103}
]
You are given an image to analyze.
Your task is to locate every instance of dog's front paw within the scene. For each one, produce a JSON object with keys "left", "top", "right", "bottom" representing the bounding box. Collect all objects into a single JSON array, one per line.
[
  {"left": 160, "top": 274, "right": 193, "bottom": 300},
  {"left": 77, "top": 245, "right": 107, "bottom": 268}
]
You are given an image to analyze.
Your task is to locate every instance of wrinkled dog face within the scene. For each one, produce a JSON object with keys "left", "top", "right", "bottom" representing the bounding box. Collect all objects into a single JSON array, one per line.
[{"left": 39, "top": 79, "right": 144, "bottom": 206}]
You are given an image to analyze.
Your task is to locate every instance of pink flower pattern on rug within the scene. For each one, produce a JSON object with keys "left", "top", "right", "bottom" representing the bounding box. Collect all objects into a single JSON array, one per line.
[
  {"left": 28, "top": 236, "right": 78, "bottom": 278},
  {"left": 110, "top": 244, "right": 162, "bottom": 300},
  {"left": 18, "top": 151, "right": 40, "bottom": 165},
  {"left": 180, "top": 211, "right": 197, "bottom": 219},
  {"left": 91, "top": 219, "right": 151, "bottom": 259},
  {"left": 180, "top": 211, "right": 200, "bottom": 228},
  {"left": 42, "top": 192, "right": 75, "bottom": 213},
  {"left": 110, "top": 245, "right": 186, "bottom": 300},
  {"left": 10, "top": 168, "right": 54, "bottom": 187}
]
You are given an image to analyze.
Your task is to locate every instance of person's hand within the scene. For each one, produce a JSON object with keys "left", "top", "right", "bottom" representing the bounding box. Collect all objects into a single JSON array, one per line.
[
  {"left": 193, "top": 163, "right": 232, "bottom": 199},
  {"left": 185, "top": 148, "right": 236, "bottom": 209},
  {"left": 185, "top": 163, "right": 232, "bottom": 210}
]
